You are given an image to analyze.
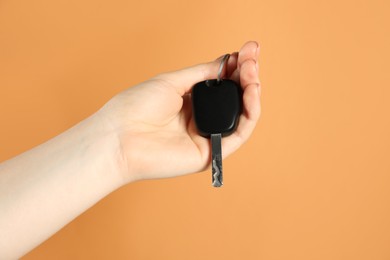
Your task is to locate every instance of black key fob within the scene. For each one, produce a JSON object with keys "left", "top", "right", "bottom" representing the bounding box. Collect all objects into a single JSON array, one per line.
[{"left": 192, "top": 79, "right": 242, "bottom": 137}]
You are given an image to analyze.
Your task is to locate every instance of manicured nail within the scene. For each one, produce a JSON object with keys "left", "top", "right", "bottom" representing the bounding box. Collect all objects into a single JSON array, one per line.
[{"left": 255, "top": 42, "right": 260, "bottom": 57}]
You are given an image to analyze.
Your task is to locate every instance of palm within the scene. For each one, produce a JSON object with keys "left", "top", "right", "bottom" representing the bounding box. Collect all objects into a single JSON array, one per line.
[{"left": 114, "top": 79, "right": 210, "bottom": 181}]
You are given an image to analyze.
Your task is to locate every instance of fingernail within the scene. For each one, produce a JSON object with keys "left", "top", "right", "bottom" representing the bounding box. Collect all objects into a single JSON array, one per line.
[{"left": 257, "top": 83, "right": 261, "bottom": 97}]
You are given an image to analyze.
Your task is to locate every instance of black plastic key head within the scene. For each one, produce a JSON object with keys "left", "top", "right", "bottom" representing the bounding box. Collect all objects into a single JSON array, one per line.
[{"left": 192, "top": 79, "right": 243, "bottom": 137}]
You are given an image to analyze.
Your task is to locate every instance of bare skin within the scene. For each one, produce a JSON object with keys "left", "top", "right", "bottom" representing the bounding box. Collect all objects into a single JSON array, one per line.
[{"left": 0, "top": 41, "right": 260, "bottom": 259}]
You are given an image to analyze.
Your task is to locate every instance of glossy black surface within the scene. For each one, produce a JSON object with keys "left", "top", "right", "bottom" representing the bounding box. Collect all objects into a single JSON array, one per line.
[{"left": 192, "top": 79, "right": 242, "bottom": 137}]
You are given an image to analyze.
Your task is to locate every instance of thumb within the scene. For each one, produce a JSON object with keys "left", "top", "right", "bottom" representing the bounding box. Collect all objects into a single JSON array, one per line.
[{"left": 153, "top": 57, "right": 223, "bottom": 96}]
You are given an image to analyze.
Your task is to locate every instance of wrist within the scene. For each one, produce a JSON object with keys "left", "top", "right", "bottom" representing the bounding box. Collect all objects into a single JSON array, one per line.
[
  {"left": 79, "top": 112, "right": 130, "bottom": 188},
  {"left": 90, "top": 107, "right": 136, "bottom": 185}
]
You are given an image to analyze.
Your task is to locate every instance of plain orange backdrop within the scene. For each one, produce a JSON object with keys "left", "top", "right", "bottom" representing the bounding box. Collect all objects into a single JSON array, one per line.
[{"left": 1, "top": 0, "right": 390, "bottom": 259}]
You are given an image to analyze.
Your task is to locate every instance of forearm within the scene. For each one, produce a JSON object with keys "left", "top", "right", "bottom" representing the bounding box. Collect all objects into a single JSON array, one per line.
[{"left": 0, "top": 113, "right": 124, "bottom": 259}]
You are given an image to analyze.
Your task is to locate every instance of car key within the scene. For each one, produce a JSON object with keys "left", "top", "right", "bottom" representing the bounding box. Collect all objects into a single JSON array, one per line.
[{"left": 191, "top": 54, "right": 243, "bottom": 187}]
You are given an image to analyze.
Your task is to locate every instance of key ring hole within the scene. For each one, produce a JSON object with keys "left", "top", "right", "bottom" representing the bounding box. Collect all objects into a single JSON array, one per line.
[{"left": 205, "top": 80, "right": 213, "bottom": 87}]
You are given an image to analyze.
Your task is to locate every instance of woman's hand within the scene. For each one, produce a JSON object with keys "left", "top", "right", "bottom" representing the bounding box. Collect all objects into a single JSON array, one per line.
[{"left": 99, "top": 41, "right": 261, "bottom": 183}]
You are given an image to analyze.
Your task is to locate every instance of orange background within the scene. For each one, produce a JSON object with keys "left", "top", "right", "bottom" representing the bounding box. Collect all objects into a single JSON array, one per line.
[{"left": 1, "top": 0, "right": 390, "bottom": 259}]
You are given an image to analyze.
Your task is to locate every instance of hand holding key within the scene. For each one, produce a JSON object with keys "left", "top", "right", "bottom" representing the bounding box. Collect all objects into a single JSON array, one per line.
[
  {"left": 99, "top": 41, "right": 261, "bottom": 184},
  {"left": 0, "top": 41, "right": 260, "bottom": 258}
]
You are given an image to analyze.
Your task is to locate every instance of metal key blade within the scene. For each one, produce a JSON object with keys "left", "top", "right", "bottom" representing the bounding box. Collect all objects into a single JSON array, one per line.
[{"left": 211, "top": 133, "right": 223, "bottom": 187}]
